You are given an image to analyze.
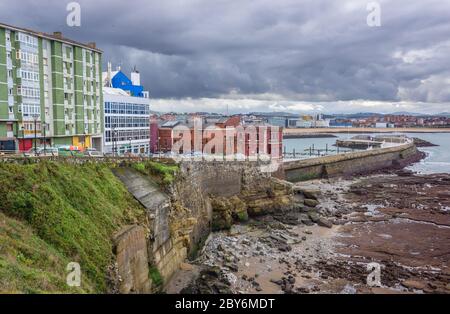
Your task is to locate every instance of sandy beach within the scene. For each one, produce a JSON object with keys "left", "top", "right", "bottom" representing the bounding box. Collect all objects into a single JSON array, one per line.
[{"left": 173, "top": 172, "right": 450, "bottom": 294}]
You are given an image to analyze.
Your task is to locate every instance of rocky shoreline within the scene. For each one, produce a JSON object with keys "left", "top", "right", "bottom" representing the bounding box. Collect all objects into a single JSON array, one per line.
[
  {"left": 168, "top": 171, "right": 450, "bottom": 294},
  {"left": 412, "top": 137, "right": 439, "bottom": 147}
]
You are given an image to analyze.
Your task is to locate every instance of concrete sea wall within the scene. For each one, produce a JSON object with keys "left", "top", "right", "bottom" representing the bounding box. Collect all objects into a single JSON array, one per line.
[{"left": 284, "top": 142, "right": 420, "bottom": 182}]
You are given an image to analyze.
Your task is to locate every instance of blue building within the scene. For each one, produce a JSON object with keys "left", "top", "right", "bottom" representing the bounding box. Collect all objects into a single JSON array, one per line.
[{"left": 102, "top": 63, "right": 150, "bottom": 155}]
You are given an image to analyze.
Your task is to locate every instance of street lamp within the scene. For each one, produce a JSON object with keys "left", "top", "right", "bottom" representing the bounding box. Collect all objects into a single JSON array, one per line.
[
  {"left": 20, "top": 126, "right": 25, "bottom": 153},
  {"left": 32, "top": 114, "right": 39, "bottom": 155},
  {"left": 111, "top": 126, "right": 116, "bottom": 157},
  {"left": 158, "top": 136, "right": 161, "bottom": 159},
  {"left": 43, "top": 123, "right": 48, "bottom": 153},
  {"left": 128, "top": 137, "right": 132, "bottom": 155}
]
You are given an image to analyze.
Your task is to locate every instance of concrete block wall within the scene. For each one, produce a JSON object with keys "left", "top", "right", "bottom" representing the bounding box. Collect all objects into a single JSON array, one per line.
[
  {"left": 113, "top": 225, "right": 151, "bottom": 294},
  {"left": 284, "top": 143, "right": 419, "bottom": 182}
]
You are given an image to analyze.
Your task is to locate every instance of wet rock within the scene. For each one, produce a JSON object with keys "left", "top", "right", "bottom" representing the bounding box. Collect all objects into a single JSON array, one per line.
[
  {"left": 288, "top": 276, "right": 296, "bottom": 284},
  {"left": 223, "top": 263, "right": 239, "bottom": 272},
  {"left": 270, "top": 279, "right": 283, "bottom": 286},
  {"left": 317, "top": 217, "right": 333, "bottom": 228},
  {"left": 304, "top": 199, "right": 320, "bottom": 207},
  {"left": 297, "top": 287, "right": 310, "bottom": 293},
  {"left": 180, "top": 267, "right": 233, "bottom": 294},
  {"left": 303, "top": 189, "right": 321, "bottom": 200},
  {"left": 308, "top": 211, "right": 320, "bottom": 223},
  {"left": 301, "top": 218, "right": 314, "bottom": 226},
  {"left": 283, "top": 283, "right": 294, "bottom": 294},
  {"left": 292, "top": 202, "right": 305, "bottom": 211}
]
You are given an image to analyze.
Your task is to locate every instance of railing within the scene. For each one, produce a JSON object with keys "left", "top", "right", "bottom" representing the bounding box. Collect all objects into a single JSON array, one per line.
[{"left": 283, "top": 137, "right": 413, "bottom": 161}]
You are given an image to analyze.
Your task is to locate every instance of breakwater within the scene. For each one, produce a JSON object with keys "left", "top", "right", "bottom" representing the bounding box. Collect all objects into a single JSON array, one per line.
[{"left": 283, "top": 142, "right": 421, "bottom": 182}]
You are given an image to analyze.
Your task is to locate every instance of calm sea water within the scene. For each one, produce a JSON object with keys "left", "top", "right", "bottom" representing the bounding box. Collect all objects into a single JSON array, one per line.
[{"left": 283, "top": 132, "right": 450, "bottom": 174}]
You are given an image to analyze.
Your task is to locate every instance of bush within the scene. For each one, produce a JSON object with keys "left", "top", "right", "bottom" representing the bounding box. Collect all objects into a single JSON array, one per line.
[{"left": 149, "top": 266, "right": 163, "bottom": 288}]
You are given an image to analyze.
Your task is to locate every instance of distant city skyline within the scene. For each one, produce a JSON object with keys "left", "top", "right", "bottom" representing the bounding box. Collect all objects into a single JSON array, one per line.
[
  {"left": 150, "top": 98, "right": 450, "bottom": 115},
  {"left": 1, "top": 0, "right": 449, "bottom": 114}
]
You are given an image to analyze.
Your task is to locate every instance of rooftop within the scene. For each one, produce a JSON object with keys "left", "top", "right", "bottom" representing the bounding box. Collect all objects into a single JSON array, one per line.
[{"left": 0, "top": 22, "right": 102, "bottom": 53}]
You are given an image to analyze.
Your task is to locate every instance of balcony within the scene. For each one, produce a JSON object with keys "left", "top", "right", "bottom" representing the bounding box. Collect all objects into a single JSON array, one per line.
[
  {"left": 6, "top": 41, "right": 11, "bottom": 51},
  {"left": 8, "top": 96, "right": 14, "bottom": 106},
  {"left": 6, "top": 59, "right": 12, "bottom": 70},
  {"left": 7, "top": 131, "right": 14, "bottom": 138}
]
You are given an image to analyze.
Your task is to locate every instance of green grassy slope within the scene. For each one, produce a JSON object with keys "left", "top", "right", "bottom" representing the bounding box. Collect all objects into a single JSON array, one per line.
[{"left": 0, "top": 161, "right": 147, "bottom": 293}]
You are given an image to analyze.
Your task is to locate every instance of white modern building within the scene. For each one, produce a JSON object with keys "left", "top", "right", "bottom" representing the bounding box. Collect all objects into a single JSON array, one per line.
[{"left": 102, "top": 63, "right": 150, "bottom": 155}]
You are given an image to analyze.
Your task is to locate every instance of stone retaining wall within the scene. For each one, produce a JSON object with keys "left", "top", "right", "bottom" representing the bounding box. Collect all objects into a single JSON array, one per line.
[
  {"left": 284, "top": 142, "right": 419, "bottom": 182},
  {"left": 113, "top": 225, "right": 151, "bottom": 294}
]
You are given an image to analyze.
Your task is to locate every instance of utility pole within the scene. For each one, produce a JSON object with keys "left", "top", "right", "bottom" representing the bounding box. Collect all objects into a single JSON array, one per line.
[
  {"left": 128, "top": 137, "right": 132, "bottom": 158},
  {"left": 32, "top": 114, "right": 39, "bottom": 155},
  {"left": 43, "top": 123, "right": 47, "bottom": 154}
]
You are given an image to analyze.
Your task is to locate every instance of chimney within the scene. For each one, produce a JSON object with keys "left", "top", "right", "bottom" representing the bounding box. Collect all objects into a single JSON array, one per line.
[
  {"left": 53, "top": 31, "right": 63, "bottom": 39},
  {"left": 131, "top": 66, "right": 141, "bottom": 86},
  {"left": 87, "top": 42, "right": 96, "bottom": 49}
]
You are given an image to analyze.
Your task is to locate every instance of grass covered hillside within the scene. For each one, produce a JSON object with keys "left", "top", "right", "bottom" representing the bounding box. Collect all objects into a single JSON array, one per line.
[{"left": 0, "top": 161, "right": 147, "bottom": 293}]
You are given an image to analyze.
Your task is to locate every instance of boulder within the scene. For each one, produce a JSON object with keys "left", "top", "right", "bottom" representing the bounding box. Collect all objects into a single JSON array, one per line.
[
  {"left": 308, "top": 211, "right": 320, "bottom": 223},
  {"left": 304, "top": 199, "right": 319, "bottom": 207},
  {"left": 317, "top": 217, "right": 333, "bottom": 228},
  {"left": 302, "top": 189, "right": 321, "bottom": 200}
]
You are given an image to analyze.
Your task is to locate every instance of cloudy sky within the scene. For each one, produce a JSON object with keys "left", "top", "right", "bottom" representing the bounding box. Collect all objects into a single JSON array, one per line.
[{"left": 1, "top": 0, "right": 449, "bottom": 114}]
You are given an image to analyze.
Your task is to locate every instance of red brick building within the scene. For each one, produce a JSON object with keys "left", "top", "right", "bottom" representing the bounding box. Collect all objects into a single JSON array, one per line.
[{"left": 150, "top": 116, "right": 283, "bottom": 159}]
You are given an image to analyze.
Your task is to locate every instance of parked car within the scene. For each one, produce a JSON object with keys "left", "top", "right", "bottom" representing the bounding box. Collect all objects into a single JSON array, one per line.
[
  {"left": 24, "top": 147, "right": 59, "bottom": 157},
  {"left": 84, "top": 148, "right": 103, "bottom": 157}
]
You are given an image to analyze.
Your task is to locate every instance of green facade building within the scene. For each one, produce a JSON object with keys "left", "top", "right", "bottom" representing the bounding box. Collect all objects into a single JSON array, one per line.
[{"left": 0, "top": 22, "right": 103, "bottom": 152}]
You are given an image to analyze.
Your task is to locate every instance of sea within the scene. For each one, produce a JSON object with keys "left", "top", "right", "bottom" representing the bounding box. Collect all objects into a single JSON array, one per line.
[{"left": 283, "top": 132, "right": 450, "bottom": 174}]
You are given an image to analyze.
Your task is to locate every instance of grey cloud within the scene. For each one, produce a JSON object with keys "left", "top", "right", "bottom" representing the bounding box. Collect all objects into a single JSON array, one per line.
[{"left": 1, "top": 0, "right": 449, "bottom": 112}]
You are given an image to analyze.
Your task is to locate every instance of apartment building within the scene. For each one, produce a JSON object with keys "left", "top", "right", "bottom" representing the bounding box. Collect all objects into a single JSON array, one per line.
[
  {"left": 150, "top": 116, "right": 283, "bottom": 159},
  {"left": 0, "top": 23, "right": 103, "bottom": 152},
  {"left": 102, "top": 63, "right": 150, "bottom": 155}
]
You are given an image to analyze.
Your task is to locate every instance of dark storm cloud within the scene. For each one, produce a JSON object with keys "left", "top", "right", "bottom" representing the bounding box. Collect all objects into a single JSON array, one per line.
[{"left": 1, "top": 0, "right": 449, "bottom": 112}]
